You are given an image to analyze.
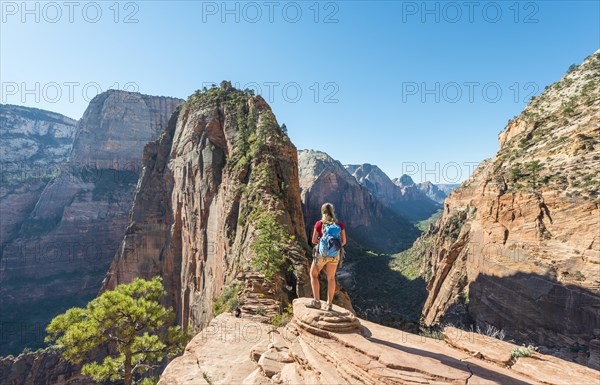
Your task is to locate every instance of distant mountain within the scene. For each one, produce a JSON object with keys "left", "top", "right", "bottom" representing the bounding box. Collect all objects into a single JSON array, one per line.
[
  {"left": 436, "top": 183, "right": 461, "bottom": 196},
  {"left": 0, "top": 104, "right": 77, "bottom": 248},
  {"left": 416, "top": 180, "right": 460, "bottom": 204},
  {"left": 0, "top": 104, "right": 76, "bottom": 165},
  {"left": 344, "top": 165, "right": 441, "bottom": 222},
  {"left": 344, "top": 163, "right": 404, "bottom": 204},
  {"left": 299, "top": 150, "right": 419, "bottom": 252},
  {"left": 0, "top": 91, "right": 183, "bottom": 356},
  {"left": 391, "top": 174, "right": 430, "bottom": 201}
]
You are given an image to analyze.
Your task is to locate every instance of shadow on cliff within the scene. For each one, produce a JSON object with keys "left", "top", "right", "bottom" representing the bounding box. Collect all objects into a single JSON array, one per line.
[{"left": 465, "top": 271, "right": 600, "bottom": 348}]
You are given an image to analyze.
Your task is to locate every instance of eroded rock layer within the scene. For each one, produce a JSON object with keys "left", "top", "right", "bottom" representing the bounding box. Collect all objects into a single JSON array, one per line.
[
  {"left": 157, "top": 297, "right": 598, "bottom": 385},
  {"left": 0, "top": 91, "right": 182, "bottom": 355},
  {"left": 0, "top": 104, "right": 77, "bottom": 248},
  {"left": 418, "top": 50, "right": 600, "bottom": 351},
  {"left": 102, "top": 83, "right": 313, "bottom": 334}
]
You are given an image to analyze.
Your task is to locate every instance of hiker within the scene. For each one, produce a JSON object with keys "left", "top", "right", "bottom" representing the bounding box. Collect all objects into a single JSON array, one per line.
[{"left": 305, "top": 202, "right": 346, "bottom": 311}]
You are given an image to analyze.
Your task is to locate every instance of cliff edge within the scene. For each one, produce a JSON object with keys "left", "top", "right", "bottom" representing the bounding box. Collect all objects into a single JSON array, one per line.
[{"left": 157, "top": 297, "right": 598, "bottom": 385}]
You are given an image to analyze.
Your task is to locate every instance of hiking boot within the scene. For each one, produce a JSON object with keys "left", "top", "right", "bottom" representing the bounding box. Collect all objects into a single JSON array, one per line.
[
  {"left": 324, "top": 302, "right": 333, "bottom": 311},
  {"left": 304, "top": 299, "right": 321, "bottom": 309}
]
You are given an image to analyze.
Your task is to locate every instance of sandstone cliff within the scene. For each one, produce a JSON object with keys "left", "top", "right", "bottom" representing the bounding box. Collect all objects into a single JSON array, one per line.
[
  {"left": 298, "top": 150, "right": 419, "bottom": 252},
  {"left": 0, "top": 104, "right": 77, "bottom": 248},
  {"left": 346, "top": 164, "right": 441, "bottom": 222},
  {"left": 0, "top": 91, "right": 182, "bottom": 356},
  {"left": 417, "top": 50, "right": 600, "bottom": 358},
  {"left": 101, "top": 82, "right": 313, "bottom": 335},
  {"left": 156, "top": 297, "right": 599, "bottom": 385}
]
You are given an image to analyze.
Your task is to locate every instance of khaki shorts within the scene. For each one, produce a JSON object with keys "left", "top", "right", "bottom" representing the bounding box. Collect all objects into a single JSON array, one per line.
[{"left": 313, "top": 253, "right": 340, "bottom": 270}]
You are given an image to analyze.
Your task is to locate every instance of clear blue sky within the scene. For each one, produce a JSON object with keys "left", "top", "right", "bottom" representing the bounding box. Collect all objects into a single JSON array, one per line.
[{"left": 2, "top": 1, "right": 598, "bottom": 183}]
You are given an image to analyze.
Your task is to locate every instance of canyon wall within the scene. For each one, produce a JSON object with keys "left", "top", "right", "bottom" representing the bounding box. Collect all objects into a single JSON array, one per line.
[
  {"left": 298, "top": 149, "right": 419, "bottom": 252},
  {"left": 0, "top": 91, "right": 182, "bottom": 356},
  {"left": 0, "top": 104, "right": 77, "bottom": 248},
  {"left": 418, "top": 50, "right": 600, "bottom": 351}
]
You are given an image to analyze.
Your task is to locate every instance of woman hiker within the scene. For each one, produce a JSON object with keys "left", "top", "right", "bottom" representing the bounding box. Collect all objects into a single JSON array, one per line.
[{"left": 305, "top": 202, "right": 346, "bottom": 311}]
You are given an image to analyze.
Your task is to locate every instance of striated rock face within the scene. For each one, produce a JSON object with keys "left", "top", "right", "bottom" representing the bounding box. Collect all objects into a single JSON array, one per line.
[
  {"left": 0, "top": 91, "right": 182, "bottom": 355},
  {"left": 346, "top": 164, "right": 441, "bottom": 222},
  {"left": 157, "top": 297, "right": 599, "bottom": 385},
  {"left": 0, "top": 104, "right": 77, "bottom": 248},
  {"left": 298, "top": 150, "right": 418, "bottom": 252},
  {"left": 68, "top": 91, "right": 183, "bottom": 169},
  {"left": 102, "top": 83, "right": 312, "bottom": 334},
  {"left": 418, "top": 50, "right": 600, "bottom": 350}
]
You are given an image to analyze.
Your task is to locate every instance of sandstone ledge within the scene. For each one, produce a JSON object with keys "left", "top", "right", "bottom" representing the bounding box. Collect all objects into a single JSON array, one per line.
[
  {"left": 292, "top": 297, "right": 361, "bottom": 333},
  {"left": 157, "top": 297, "right": 600, "bottom": 384}
]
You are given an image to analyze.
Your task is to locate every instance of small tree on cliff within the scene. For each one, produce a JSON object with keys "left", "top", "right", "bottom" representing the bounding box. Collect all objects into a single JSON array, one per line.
[
  {"left": 45, "top": 276, "right": 191, "bottom": 385},
  {"left": 252, "top": 212, "right": 289, "bottom": 281}
]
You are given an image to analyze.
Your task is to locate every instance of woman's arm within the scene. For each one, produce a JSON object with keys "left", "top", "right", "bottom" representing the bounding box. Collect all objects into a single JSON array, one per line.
[
  {"left": 312, "top": 227, "right": 319, "bottom": 246},
  {"left": 341, "top": 229, "right": 346, "bottom": 246}
]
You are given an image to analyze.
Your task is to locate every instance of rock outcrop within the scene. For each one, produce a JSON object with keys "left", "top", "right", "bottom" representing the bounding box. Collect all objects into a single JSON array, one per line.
[
  {"left": 417, "top": 50, "right": 600, "bottom": 353},
  {"left": 299, "top": 150, "right": 419, "bottom": 252},
  {"left": 346, "top": 164, "right": 441, "bottom": 222},
  {"left": 0, "top": 104, "right": 77, "bottom": 248},
  {"left": 0, "top": 91, "right": 182, "bottom": 355},
  {"left": 157, "top": 297, "right": 599, "bottom": 385},
  {"left": 0, "top": 349, "right": 85, "bottom": 385},
  {"left": 101, "top": 83, "right": 313, "bottom": 334}
]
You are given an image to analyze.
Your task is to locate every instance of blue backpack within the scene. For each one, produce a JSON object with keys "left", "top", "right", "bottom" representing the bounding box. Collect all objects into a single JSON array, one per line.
[{"left": 318, "top": 222, "right": 342, "bottom": 257}]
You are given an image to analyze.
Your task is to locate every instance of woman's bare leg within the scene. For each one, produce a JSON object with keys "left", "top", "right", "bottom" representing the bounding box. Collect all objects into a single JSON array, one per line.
[
  {"left": 309, "top": 260, "right": 321, "bottom": 301},
  {"left": 324, "top": 262, "right": 338, "bottom": 304}
]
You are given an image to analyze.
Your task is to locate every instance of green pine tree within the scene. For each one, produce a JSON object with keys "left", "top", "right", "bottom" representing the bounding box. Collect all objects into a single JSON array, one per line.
[
  {"left": 251, "top": 213, "right": 289, "bottom": 281},
  {"left": 45, "top": 276, "right": 191, "bottom": 385}
]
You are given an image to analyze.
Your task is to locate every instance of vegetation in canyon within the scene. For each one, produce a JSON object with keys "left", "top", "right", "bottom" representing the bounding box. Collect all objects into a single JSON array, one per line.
[{"left": 45, "top": 277, "right": 191, "bottom": 385}]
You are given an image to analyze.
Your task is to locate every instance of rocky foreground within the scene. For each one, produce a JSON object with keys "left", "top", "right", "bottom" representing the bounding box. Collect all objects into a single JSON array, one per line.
[{"left": 157, "top": 297, "right": 598, "bottom": 385}]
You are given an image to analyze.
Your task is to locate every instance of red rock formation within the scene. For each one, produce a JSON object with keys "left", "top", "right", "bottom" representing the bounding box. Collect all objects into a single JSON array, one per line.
[
  {"left": 101, "top": 83, "right": 313, "bottom": 334},
  {"left": 418, "top": 50, "right": 600, "bottom": 353}
]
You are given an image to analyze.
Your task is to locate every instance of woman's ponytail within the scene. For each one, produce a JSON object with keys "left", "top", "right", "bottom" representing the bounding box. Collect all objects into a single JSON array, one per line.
[{"left": 321, "top": 202, "right": 337, "bottom": 224}]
